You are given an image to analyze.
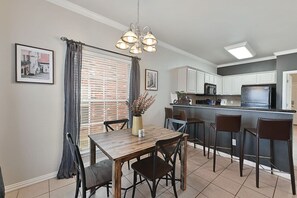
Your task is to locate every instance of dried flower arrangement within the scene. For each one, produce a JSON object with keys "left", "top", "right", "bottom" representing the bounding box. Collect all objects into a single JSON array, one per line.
[{"left": 127, "top": 92, "right": 156, "bottom": 116}]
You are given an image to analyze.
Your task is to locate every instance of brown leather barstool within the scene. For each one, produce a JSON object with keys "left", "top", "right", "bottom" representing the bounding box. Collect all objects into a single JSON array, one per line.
[
  {"left": 164, "top": 107, "right": 181, "bottom": 127},
  {"left": 208, "top": 114, "right": 242, "bottom": 172},
  {"left": 240, "top": 118, "right": 296, "bottom": 195},
  {"left": 179, "top": 110, "right": 206, "bottom": 156}
]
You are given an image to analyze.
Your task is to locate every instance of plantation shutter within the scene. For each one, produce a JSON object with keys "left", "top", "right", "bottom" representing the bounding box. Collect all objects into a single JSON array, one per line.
[{"left": 80, "top": 50, "right": 130, "bottom": 150}]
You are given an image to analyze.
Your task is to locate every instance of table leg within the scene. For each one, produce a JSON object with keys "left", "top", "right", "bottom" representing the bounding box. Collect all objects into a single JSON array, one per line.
[
  {"left": 112, "top": 160, "right": 122, "bottom": 198},
  {"left": 90, "top": 139, "right": 96, "bottom": 165},
  {"left": 180, "top": 136, "right": 188, "bottom": 190}
]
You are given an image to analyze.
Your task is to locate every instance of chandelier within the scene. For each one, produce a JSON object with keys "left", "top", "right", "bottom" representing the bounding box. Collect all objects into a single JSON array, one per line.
[{"left": 116, "top": 0, "right": 157, "bottom": 54}]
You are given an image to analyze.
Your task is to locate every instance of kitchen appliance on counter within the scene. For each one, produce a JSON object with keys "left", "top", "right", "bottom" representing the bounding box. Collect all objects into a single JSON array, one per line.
[
  {"left": 204, "top": 83, "right": 216, "bottom": 95},
  {"left": 220, "top": 99, "right": 227, "bottom": 105},
  {"left": 241, "top": 84, "right": 276, "bottom": 108}
]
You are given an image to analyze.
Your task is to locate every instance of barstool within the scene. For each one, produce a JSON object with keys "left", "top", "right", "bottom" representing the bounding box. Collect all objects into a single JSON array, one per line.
[
  {"left": 164, "top": 107, "right": 181, "bottom": 127},
  {"left": 208, "top": 114, "right": 242, "bottom": 172},
  {"left": 240, "top": 118, "right": 296, "bottom": 195},
  {"left": 179, "top": 110, "right": 206, "bottom": 156}
]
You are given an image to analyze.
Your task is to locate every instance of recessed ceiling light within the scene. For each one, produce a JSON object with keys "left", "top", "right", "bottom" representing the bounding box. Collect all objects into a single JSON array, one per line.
[{"left": 224, "top": 42, "right": 255, "bottom": 59}]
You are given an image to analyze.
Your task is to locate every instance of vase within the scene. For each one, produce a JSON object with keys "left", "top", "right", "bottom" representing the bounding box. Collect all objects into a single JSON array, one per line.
[{"left": 132, "top": 115, "right": 143, "bottom": 136}]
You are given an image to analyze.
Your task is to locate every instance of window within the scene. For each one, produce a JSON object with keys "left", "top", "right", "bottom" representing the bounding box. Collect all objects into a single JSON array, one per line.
[{"left": 80, "top": 50, "right": 130, "bottom": 150}]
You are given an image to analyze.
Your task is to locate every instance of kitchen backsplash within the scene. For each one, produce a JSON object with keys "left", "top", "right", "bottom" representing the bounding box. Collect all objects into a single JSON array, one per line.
[{"left": 188, "top": 95, "right": 241, "bottom": 106}]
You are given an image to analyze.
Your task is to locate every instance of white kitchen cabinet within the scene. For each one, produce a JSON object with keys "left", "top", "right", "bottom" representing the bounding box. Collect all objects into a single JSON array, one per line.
[
  {"left": 256, "top": 71, "right": 276, "bottom": 84},
  {"left": 231, "top": 76, "right": 242, "bottom": 95},
  {"left": 216, "top": 75, "right": 223, "bottom": 95},
  {"left": 205, "top": 73, "right": 215, "bottom": 84},
  {"left": 177, "top": 67, "right": 196, "bottom": 93},
  {"left": 223, "top": 76, "right": 232, "bottom": 95},
  {"left": 196, "top": 70, "right": 205, "bottom": 94}
]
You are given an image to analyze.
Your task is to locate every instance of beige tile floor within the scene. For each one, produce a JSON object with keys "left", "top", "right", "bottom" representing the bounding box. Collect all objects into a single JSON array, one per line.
[{"left": 5, "top": 145, "right": 297, "bottom": 198}]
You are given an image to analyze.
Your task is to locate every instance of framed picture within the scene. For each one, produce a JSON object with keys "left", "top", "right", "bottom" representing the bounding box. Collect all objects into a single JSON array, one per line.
[
  {"left": 15, "top": 43, "right": 54, "bottom": 84},
  {"left": 145, "top": 69, "right": 158, "bottom": 91}
]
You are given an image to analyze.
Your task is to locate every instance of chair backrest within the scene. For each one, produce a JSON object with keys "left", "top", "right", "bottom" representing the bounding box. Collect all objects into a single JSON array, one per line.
[
  {"left": 257, "top": 118, "right": 292, "bottom": 140},
  {"left": 166, "top": 118, "right": 187, "bottom": 133},
  {"left": 103, "top": 119, "right": 129, "bottom": 132},
  {"left": 66, "top": 133, "right": 86, "bottom": 182},
  {"left": 0, "top": 166, "right": 4, "bottom": 198},
  {"left": 215, "top": 114, "right": 241, "bottom": 132},
  {"left": 164, "top": 108, "right": 173, "bottom": 119},
  {"left": 154, "top": 134, "right": 183, "bottom": 178}
]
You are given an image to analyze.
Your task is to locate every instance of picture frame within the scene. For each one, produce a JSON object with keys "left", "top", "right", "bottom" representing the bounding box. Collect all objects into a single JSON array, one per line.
[
  {"left": 145, "top": 69, "right": 158, "bottom": 91},
  {"left": 15, "top": 43, "right": 54, "bottom": 84}
]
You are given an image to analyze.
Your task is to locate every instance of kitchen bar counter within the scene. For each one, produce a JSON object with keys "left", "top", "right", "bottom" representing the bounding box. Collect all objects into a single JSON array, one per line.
[{"left": 172, "top": 104, "right": 296, "bottom": 172}]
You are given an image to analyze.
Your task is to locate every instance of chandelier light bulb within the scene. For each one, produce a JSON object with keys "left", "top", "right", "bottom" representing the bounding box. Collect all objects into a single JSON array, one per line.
[
  {"left": 122, "top": 30, "right": 138, "bottom": 44},
  {"left": 130, "top": 43, "right": 142, "bottom": 54},
  {"left": 142, "top": 32, "right": 157, "bottom": 46},
  {"left": 115, "top": 39, "right": 130, "bottom": 50},
  {"left": 143, "top": 45, "right": 156, "bottom": 52}
]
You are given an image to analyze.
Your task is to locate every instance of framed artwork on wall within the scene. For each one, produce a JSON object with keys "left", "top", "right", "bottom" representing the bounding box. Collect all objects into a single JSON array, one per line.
[
  {"left": 145, "top": 69, "right": 158, "bottom": 91},
  {"left": 15, "top": 43, "right": 54, "bottom": 84}
]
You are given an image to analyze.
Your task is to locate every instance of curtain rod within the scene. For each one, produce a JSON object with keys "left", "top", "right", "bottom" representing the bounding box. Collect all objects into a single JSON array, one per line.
[{"left": 60, "top": 37, "right": 141, "bottom": 60}]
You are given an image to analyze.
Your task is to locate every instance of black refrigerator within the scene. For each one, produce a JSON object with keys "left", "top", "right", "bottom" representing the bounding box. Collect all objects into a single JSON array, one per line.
[{"left": 241, "top": 84, "right": 276, "bottom": 108}]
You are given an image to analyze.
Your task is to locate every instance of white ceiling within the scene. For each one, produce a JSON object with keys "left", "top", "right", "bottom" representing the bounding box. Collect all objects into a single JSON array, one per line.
[{"left": 65, "top": 0, "right": 297, "bottom": 66}]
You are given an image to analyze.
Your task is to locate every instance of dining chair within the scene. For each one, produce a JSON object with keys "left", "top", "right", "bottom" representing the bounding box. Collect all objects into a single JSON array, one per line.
[
  {"left": 131, "top": 133, "right": 183, "bottom": 198},
  {"left": 66, "top": 133, "right": 112, "bottom": 198},
  {"left": 103, "top": 118, "right": 131, "bottom": 169}
]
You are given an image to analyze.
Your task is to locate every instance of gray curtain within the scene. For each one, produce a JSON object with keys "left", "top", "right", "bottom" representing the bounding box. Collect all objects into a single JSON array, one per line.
[
  {"left": 0, "top": 166, "right": 4, "bottom": 198},
  {"left": 128, "top": 57, "right": 140, "bottom": 126},
  {"left": 57, "top": 41, "right": 82, "bottom": 179}
]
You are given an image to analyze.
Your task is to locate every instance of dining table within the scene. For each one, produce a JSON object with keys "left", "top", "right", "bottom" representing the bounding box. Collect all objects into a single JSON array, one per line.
[{"left": 89, "top": 125, "right": 188, "bottom": 198}]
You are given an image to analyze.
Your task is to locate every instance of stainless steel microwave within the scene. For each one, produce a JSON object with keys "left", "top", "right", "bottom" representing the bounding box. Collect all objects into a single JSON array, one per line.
[{"left": 204, "top": 83, "right": 216, "bottom": 95}]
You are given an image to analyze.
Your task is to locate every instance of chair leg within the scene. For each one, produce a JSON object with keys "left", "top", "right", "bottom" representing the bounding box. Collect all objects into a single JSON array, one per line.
[
  {"left": 171, "top": 171, "right": 178, "bottom": 198},
  {"left": 74, "top": 176, "right": 80, "bottom": 198},
  {"left": 238, "top": 131, "right": 242, "bottom": 177},
  {"left": 127, "top": 160, "right": 130, "bottom": 170},
  {"left": 132, "top": 171, "right": 137, "bottom": 198},
  {"left": 203, "top": 122, "right": 206, "bottom": 156},
  {"left": 270, "top": 140, "right": 274, "bottom": 174},
  {"left": 230, "top": 132, "right": 233, "bottom": 163},
  {"left": 213, "top": 131, "right": 218, "bottom": 172},
  {"left": 256, "top": 136, "right": 260, "bottom": 188},
  {"left": 288, "top": 140, "right": 296, "bottom": 195},
  {"left": 152, "top": 180, "right": 156, "bottom": 198},
  {"left": 240, "top": 130, "right": 245, "bottom": 177},
  {"left": 106, "top": 184, "right": 110, "bottom": 197}
]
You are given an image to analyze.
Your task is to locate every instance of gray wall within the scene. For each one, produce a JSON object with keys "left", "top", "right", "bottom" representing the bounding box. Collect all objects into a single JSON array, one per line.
[
  {"left": 276, "top": 53, "right": 297, "bottom": 108},
  {"left": 0, "top": 0, "right": 216, "bottom": 188},
  {"left": 217, "top": 59, "right": 276, "bottom": 76}
]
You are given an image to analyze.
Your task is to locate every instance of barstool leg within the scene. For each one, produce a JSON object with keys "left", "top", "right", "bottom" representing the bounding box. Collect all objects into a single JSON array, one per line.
[
  {"left": 256, "top": 136, "right": 260, "bottom": 188},
  {"left": 194, "top": 123, "right": 197, "bottom": 148},
  {"left": 213, "top": 130, "right": 218, "bottom": 172},
  {"left": 270, "top": 140, "right": 274, "bottom": 174},
  {"left": 288, "top": 140, "right": 296, "bottom": 195},
  {"left": 207, "top": 126, "right": 211, "bottom": 159},
  {"left": 240, "top": 130, "right": 246, "bottom": 177},
  {"left": 203, "top": 122, "right": 206, "bottom": 156},
  {"left": 230, "top": 132, "right": 233, "bottom": 163}
]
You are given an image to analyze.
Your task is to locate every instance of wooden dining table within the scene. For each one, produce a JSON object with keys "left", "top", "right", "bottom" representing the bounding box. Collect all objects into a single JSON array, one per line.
[{"left": 89, "top": 125, "right": 188, "bottom": 198}]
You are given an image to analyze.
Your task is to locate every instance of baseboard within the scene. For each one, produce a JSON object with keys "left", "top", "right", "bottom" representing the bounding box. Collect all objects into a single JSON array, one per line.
[
  {"left": 187, "top": 142, "right": 291, "bottom": 180},
  {"left": 5, "top": 171, "right": 58, "bottom": 193}
]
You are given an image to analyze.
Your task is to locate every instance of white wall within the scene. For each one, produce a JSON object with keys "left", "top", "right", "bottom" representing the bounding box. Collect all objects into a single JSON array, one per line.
[{"left": 0, "top": 0, "right": 216, "bottom": 188}]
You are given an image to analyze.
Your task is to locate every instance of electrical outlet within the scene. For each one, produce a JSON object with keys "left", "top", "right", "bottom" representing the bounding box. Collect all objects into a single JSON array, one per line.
[{"left": 232, "top": 139, "right": 236, "bottom": 146}]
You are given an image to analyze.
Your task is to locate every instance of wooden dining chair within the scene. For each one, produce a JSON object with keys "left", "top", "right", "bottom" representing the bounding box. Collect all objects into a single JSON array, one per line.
[
  {"left": 131, "top": 134, "right": 184, "bottom": 198},
  {"left": 66, "top": 133, "right": 112, "bottom": 198}
]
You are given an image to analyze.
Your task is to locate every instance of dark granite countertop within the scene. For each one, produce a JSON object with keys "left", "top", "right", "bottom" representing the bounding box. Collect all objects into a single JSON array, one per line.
[{"left": 171, "top": 104, "right": 296, "bottom": 114}]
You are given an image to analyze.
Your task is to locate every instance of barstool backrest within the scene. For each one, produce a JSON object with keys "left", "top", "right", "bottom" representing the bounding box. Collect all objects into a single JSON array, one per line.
[
  {"left": 165, "top": 108, "right": 173, "bottom": 119},
  {"left": 215, "top": 114, "right": 241, "bottom": 132},
  {"left": 257, "top": 118, "right": 292, "bottom": 140}
]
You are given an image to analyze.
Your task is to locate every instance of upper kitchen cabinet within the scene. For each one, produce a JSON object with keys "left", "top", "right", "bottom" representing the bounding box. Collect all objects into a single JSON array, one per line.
[
  {"left": 196, "top": 70, "right": 205, "bottom": 94},
  {"left": 177, "top": 67, "right": 197, "bottom": 94},
  {"left": 215, "top": 75, "right": 223, "bottom": 95},
  {"left": 223, "top": 76, "right": 232, "bottom": 95},
  {"left": 256, "top": 71, "right": 276, "bottom": 84},
  {"left": 205, "top": 73, "right": 215, "bottom": 84}
]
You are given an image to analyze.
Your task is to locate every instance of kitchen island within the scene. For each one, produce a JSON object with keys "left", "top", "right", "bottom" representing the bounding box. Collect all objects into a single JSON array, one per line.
[{"left": 172, "top": 104, "right": 296, "bottom": 172}]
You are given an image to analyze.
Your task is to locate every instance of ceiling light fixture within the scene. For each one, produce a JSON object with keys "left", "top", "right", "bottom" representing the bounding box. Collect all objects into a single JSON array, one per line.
[
  {"left": 115, "top": 0, "right": 157, "bottom": 54},
  {"left": 224, "top": 42, "right": 255, "bottom": 59}
]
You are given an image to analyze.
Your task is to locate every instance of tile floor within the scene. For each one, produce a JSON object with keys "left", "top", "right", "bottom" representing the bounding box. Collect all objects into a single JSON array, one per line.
[{"left": 5, "top": 145, "right": 297, "bottom": 198}]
